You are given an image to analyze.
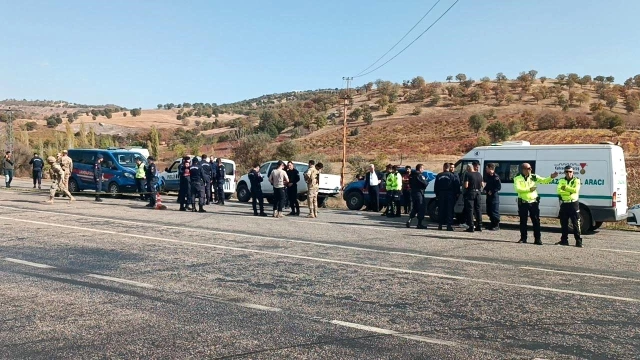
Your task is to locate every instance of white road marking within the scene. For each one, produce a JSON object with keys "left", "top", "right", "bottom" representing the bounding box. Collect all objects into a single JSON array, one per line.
[
  {"left": 0, "top": 215, "right": 638, "bottom": 303},
  {"left": 237, "top": 302, "right": 282, "bottom": 312},
  {"left": 330, "top": 320, "right": 457, "bottom": 346},
  {"left": 592, "top": 248, "right": 640, "bottom": 255},
  {"left": 86, "top": 274, "right": 155, "bottom": 289},
  {"left": 519, "top": 266, "right": 640, "bottom": 282},
  {"left": 290, "top": 219, "right": 398, "bottom": 231},
  {"left": 4, "top": 257, "right": 55, "bottom": 269},
  {"left": 191, "top": 293, "right": 282, "bottom": 312}
]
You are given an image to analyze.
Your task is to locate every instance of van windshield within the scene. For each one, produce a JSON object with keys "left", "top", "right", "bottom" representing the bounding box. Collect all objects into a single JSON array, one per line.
[{"left": 114, "top": 152, "right": 147, "bottom": 168}]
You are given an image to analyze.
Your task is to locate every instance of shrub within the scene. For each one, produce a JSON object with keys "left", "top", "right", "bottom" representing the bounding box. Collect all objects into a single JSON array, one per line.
[
  {"left": 537, "top": 113, "right": 559, "bottom": 130},
  {"left": 575, "top": 115, "right": 592, "bottom": 128},
  {"left": 412, "top": 106, "right": 422, "bottom": 116},
  {"left": 232, "top": 133, "right": 272, "bottom": 173},
  {"left": 274, "top": 140, "right": 299, "bottom": 160},
  {"left": 349, "top": 128, "right": 360, "bottom": 136},
  {"left": 386, "top": 104, "right": 398, "bottom": 116},
  {"left": 612, "top": 126, "right": 626, "bottom": 135},
  {"left": 508, "top": 120, "right": 524, "bottom": 134},
  {"left": 486, "top": 121, "right": 510, "bottom": 142},
  {"left": 476, "top": 136, "right": 491, "bottom": 146}
]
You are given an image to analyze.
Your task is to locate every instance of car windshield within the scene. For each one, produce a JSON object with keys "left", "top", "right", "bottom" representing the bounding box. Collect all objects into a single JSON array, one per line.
[{"left": 114, "top": 152, "right": 147, "bottom": 168}]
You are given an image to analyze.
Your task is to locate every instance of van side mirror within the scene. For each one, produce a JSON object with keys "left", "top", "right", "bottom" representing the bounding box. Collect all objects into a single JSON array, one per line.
[{"left": 165, "top": 167, "right": 169, "bottom": 172}]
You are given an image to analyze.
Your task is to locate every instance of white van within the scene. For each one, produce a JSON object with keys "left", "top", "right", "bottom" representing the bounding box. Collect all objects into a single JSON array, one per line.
[
  {"left": 159, "top": 156, "right": 237, "bottom": 199},
  {"left": 424, "top": 141, "right": 628, "bottom": 233}
]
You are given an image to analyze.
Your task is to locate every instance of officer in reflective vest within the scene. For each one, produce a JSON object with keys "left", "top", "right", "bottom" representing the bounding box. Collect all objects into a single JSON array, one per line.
[
  {"left": 385, "top": 166, "right": 402, "bottom": 218},
  {"left": 556, "top": 165, "right": 583, "bottom": 247},
  {"left": 513, "top": 163, "right": 558, "bottom": 245}
]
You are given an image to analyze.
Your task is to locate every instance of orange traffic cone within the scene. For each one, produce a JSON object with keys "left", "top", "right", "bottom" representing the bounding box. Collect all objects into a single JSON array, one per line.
[{"left": 155, "top": 192, "right": 167, "bottom": 210}]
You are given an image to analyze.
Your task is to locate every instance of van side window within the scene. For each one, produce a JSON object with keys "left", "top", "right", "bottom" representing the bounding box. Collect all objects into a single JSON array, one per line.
[
  {"left": 80, "top": 153, "right": 95, "bottom": 165},
  {"left": 168, "top": 161, "right": 180, "bottom": 173},
  {"left": 486, "top": 161, "right": 536, "bottom": 183}
]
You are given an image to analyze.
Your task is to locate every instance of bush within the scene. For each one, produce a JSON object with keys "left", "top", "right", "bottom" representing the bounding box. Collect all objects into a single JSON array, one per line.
[
  {"left": 232, "top": 133, "right": 272, "bottom": 173},
  {"left": 363, "top": 112, "right": 374, "bottom": 125},
  {"left": 507, "top": 120, "right": 523, "bottom": 134},
  {"left": 349, "top": 128, "right": 360, "bottom": 136},
  {"left": 386, "top": 104, "right": 398, "bottom": 116},
  {"left": 476, "top": 136, "right": 491, "bottom": 146},
  {"left": 24, "top": 121, "right": 38, "bottom": 131},
  {"left": 123, "top": 112, "right": 127, "bottom": 117},
  {"left": 612, "top": 126, "right": 626, "bottom": 135},
  {"left": 594, "top": 111, "right": 624, "bottom": 129},
  {"left": 575, "top": 115, "right": 592, "bottom": 128},
  {"left": 412, "top": 106, "right": 422, "bottom": 116},
  {"left": 92, "top": 115, "right": 97, "bottom": 121},
  {"left": 468, "top": 114, "right": 486, "bottom": 134},
  {"left": 274, "top": 140, "right": 299, "bottom": 160},
  {"left": 486, "top": 121, "right": 511, "bottom": 142},
  {"left": 46, "top": 118, "right": 57, "bottom": 128},
  {"left": 182, "top": 118, "right": 190, "bottom": 126},
  {"left": 537, "top": 113, "right": 559, "bottom": 130}
]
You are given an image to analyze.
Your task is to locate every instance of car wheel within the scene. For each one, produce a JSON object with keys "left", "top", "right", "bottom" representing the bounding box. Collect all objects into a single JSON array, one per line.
[
  {"left": 427, "top": 200, "right": 439, "bottom": 222},
  {"left": 592, "top": 221, "right": 603, "bottom": 230},
  {"left": 236, "top": 184, "right": 251, "bottom": 203},
  {"left": 108, "top": 182, "right": 120, "bottom": 198},
  {"left": 297, "top": 194, "right": 308, "bottom": 202},
  {"left": 345, "top": 191, "right": 364, "bottom": 211},
  {"left": 318, "top": 196, "right": 328, "bottom": 208},
  {"left": 68, "top": 178, "right": 79, "bottom": 193}
]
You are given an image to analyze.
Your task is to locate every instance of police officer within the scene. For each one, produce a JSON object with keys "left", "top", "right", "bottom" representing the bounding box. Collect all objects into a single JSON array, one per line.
[
  {"left": 29, "top": 153, "right": 44, "bottom": 189},
  {"left": 213, "top": 158, "right": 226, "bottom": 205},
  {"left": 201, "top": 154, "right": 213, "bottom": 205},
  {"left": 463, "top": 162, "right": 484, "bottom": 233},
  {"left": 248, "top": 163, "right": 267, "bottom": 216},
  {"left": 434, "top": 162, "right": 458, "bottom": 231},
  {"left": 44, "top": 156, "right": 75, "bottom": 204},
  {"left": 484, "top": 163, "right": 501, "bottom": 230},
  {"left": 285, "top": 161, "right": 301, "bottom": 216},
  {"left": 178, "top": 156, "right": 192, "bottom": 211},
  {"left": 514, "top": 163, "right": 558, "bottom": 244},
  {"left": 93, "top": 154, "right": 104, "bottom": 202},
  {"left": 145, "top": 156, "right": 158, "bottom": 208},
  {"left": 406, "top": 164, "right": 428, "bottom": 229},
  {"left": 557, "top": 165, "right": 583, "bottom": 247},
  {"left": 385, "top": 165, "right": 402, "bottom": 217},
  {"left": 189, "top": 157, "right": 206, "bottom": 212}
]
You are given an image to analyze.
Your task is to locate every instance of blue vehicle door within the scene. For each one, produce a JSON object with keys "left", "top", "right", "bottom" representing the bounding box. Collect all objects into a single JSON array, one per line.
[{"left": 163, "top": 160, "right": 181, "bottom": 191}]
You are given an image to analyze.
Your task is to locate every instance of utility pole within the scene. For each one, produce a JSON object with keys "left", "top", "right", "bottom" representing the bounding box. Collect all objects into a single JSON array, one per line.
[
  {"left": 340, "top": 77, "right": 353, "bottom": 189},
  {"left": 3, "top": 108, "right": 13, "bottom": 153}
]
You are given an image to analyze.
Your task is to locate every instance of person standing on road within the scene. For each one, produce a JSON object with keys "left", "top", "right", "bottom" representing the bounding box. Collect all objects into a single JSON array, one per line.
[
  {"left": 45, "top": 156, "right": 75, "bottom": 204},
  {"left": 364, "top": 164, "right": 381, "bottom": 212},
  {"left": 556, "top": 165, "right": 583, "bottom": 247},
  {"left": 514, "top": 163, "right": 558, "bottom": 245},
  {"left": 285, "top": 161, "right": 300, "bottom": 216},
  {"left": 178, "top": 156, "right": 191, "bottom": 211},
  {"left": 248, "top": 164, "right": 266, "bottom": 216},
  {"left": 3, "top": 151, "right": 14, "bottom": 188},
  {"left": 434, "top": 163, "right": 457, "bottom": 231},
  {"left": 402, "top": 165, "right": 412, "bottom": 215},
  {"left": 93, "top": 154, "right": 104, "bottom": 202},
  {"left": 214, "top": 158, "right": 226, "bottom": 205},
  {"left": 60, "top": 150, "right": 73, "bottom": 194},
  {"left": 269, "top": 160, "right": 289, "bottom": 218},
  {"left": 305, "top": 160, "right": 320, "bottom": 218},
  {"left": 189, "top": 157, "right": 207, "bottom": 213},
  {"left": 462, "top": 162, "right": 484, "bottom": 233},
  {"left": 135, "top": 157, "right": 146, "bottom": 200},
  {"left": 201, "top": 154, "right": 213, "bottom": 205},
  {"left": 406, "top": 164, "right": 428, "bottom": 229},
  {"left": 484, "top": 163, "right": 502, "bottom": 231},
  {"left": 145, "top": 156, "right": 158, "bottom": 208},
  {"left": 29, "top": 153, "right": 44, "bottom": 189},
  {"left": 385, "top": 165, "right": 402, "bottom": 218}
]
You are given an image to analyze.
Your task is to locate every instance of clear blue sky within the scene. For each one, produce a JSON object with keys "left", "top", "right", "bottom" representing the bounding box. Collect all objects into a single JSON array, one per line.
[{"left": 0, "top": 0, "right": 637, "bottom": 109}]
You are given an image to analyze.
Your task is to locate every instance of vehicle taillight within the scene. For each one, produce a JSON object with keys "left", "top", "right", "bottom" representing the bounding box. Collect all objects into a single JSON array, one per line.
[{"left": 612, "top": 192, "right": 617, "bottom": 207}]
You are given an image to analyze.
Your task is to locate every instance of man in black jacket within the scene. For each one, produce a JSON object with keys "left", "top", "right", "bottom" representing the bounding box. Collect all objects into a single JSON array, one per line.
[
  {"left": 285, "top": 161, "right": 300, "bottom": 216},
  {"left": 248, "top": 164, "right": 266, "bottom": 216},
  {"left": 213, "top": 158, "right": 226, "bottom": 205},
  {"left": 434, "top": 163, "right": 460, "bottom": 231},
  {"left": 93, "top": 154, "right": 104, "bottom": 202},
  {"left": 406, "top": 164, "right": 428, "bottom": 229},
  {"left": 29, "top": 153, "right": 44, "bottom": 189},
  {"left": 178, "top": 157, "right": 191, "bottom": 211},
  {"left": 363, "top": 164, "right": 382, "bottom": 212},
  {"left": 201, "top": 154, "right": 213, "bottom": 205},
  {"left": 145, "top": 156, "right": 158, "bottom": 208},
  {"left": 189, "top": 158, "right": 206, "bottom": 212},
  {"left": 484, "top": 162, "right": 502, "bottom": 230}
]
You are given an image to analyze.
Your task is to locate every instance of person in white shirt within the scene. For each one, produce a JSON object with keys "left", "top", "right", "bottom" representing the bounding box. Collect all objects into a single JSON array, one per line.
[
  {"left": 364, "top": 164, "right": 381, "bottom": 212},
  {"left": 269, "top": 160, "right": 289, "bottom": 218}
]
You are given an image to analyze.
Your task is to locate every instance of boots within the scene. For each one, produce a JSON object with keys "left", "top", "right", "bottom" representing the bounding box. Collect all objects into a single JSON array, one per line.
[
  {"left": 95, "top": 196, "right": 102, "bottom": 202},
  {"left": 68, "top": 196, "right": 76, "bottom": 204},
  {"left": 417, "top": 219, "right": 426, "bottom": 229},
  {"left": 406, "top": 218, "right": 413, "bottom": 228},
  {"left": 273, "top": 210, "right": 278, "bottom": 218},
  {"left": 198, "top": 205, "right": 206, "bottom": 213}
]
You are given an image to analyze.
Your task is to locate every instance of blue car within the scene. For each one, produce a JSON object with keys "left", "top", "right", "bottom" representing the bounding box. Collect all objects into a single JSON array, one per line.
[
  {"left": 343, "top": 168, "right": 435, "bottom": 211},
  {"left": 67, "top": 149, "right": 149, "bottom": 196}
]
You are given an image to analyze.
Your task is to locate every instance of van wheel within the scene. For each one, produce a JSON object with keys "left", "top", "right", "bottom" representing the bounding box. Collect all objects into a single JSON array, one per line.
[
  {"left": 108, "top": 183, "right": 121, "bottom": 198},
  {"left": 345, "top": 191, "right": 364, "bottom": 210},
  {"left": 571, "top": 204, "right": 592, "bottom": 234},
  {"left": 68, "top": 178, "right": 79, "bottom": 193},
  {"left": 236, "top": 183, "right": 250, "bottom": 203},
  {"left": 592, "top": 221, "right": 603, "bottom": 230},
  {"left": 427, "top": 200, "right": 438, "bottom": 222}
]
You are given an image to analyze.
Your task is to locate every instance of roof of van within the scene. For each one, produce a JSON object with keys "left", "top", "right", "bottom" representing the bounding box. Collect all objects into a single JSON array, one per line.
[{"left": 473, "top": 144, "right": 620, "bottom": 150}]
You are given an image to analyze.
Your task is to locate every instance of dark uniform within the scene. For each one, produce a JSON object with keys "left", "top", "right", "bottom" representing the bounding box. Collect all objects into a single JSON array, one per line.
[
  {"left": 406, "top": 170, "right": 428, "bottom": 229},
  {"left": 189, "top": 159, "right": 206, "bottom": 212},
  {"left": 29, "top": 155, "right": 44, "bottom": 189},
  {"left": 178, "top": 158, "right": 191, "bottom": 211},
  {"left": 483, "top": 170, "right": 502, "bottom": 230},
  {"left": 201, "top": 159, "right": 213, "bottom": 205},
  {"left": 145, "top": 158, "right": 157, "bottom": 208},
  {"left": 557, "top": 166, "right": 582, "bottom": 247},
  {"left": 248, "top": 168, "right": 266, "bottom": 216},
  {"left": 463, "top": 171, "right": 483, "bottom": 232},
  {"left": 434, "top": 171, "right": 459, "bottom": 230},
  {"left": 286, "top": 167, "right": 301, "bottom": 215},
  {"left": 93, "top": 155, "right": 103, "bottom": 202},
  {"left": 213, "top": 161, "right": 226, "bottom": 205}
]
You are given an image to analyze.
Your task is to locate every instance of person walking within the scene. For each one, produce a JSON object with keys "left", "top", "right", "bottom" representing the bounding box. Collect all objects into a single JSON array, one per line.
[
  {"left": 178, "top": 156, "right": 191, "bottom": 211},
  {"left": 189, "top": 157, "right": 207, "bottom": 212},
  {"left": 556, "top": 165, "right": 583, "bottom": 247},
  {"left": 60, "top": 150, "right": 73, "bottom": 194},
  {"left": 402, "top": 165, "right": 412, "bottom": 214},
  {"left": 406, "top": 164, "right": 428, "bottom": 229},
  {"left": 434, "top": 163, "right": 458, "bottom": 231},
  {"left": 201, "top": 154, "right": 213, "bottom": 205},
  {"left": 364, "top": 165, "right": 381, "bottom": 212},
  {"left": 305, "top": 160, "right": 320, "bottom": 218},
  {"left": 462, "top": 162, "right": 484, "bottom": 233},
  {"left": 213, "top": 158, "right": 226, "bottom": 205},
  {"left": 135, "top": 157, "right": 146, "bottom": 200},
  {"left": 44, "top": 156, "right": 74, "bottom": 204},
  {"left": 93, "top": 154, "right": 104, "bottom": 202},
  {"left": 484, "top": 163, "right": 502, "bottom": 230},
  {"left": 514, "top": 163, "right": 558, "bottom": 245},
  {"left": 145, "top": 156, "right": 158, "bottom": 208},
  {"left": 248, "top": 164, "right": 266, "bottom": 216},
  {"left": 285, "top": 161, "right": 300, "bottom": 216},
  {"left": 3, "top": 151, "right": 14, "bottom": 188},
  {"left": 269, "top": 160, "right": 289, "bottom": 218},
  {"left": 29, "top": 153, "right": 44, "bottom": 189}
]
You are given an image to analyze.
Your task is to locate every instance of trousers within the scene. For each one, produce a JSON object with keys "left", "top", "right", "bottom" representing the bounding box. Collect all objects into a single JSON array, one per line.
[
  {"left": 438, "top": 192, "right": 455, "bottom": 227},
  {"left": 251, "top": 189, "right": 264, "bottom": 214},
  {"left": 308, "top": 188, "right": 319, "bottom": 216},
  {"left": 464, "top": 191, "right": 482, "bottom": 229},
  {"left": 518, "top": 200, "right": 541, "bottom": 242},
  {"left": 32, "top": 170, "right": 42, "bottom": 187},
  {"left": 273, "top": 187, "right": 285, "bottom": 212},
  {"left": 409, "top": 191, "right": 425, "bottom": 221},
  {"left": 204, "top": 180, "right": 212, "bottom": 203},
  {"left": 287, "top": 185, "right": 299, "bottom": 214},
  {"left": 190, "top": 182, "right": 205, "bottom": 206},
  {"left": 560, "top": 201, "right": 582, "bottom": 244},
  {"left": 216, "top": 182, "right": 225, "bottom": 204},
  {"left": 147, "top": 178, "right": 157, "bottom": 206},
  {"left": 486, "top": 194, "right": 500, "bottom": 227},
  {"left": 179, "top": 177, "right": 191, "bottom": 208}
]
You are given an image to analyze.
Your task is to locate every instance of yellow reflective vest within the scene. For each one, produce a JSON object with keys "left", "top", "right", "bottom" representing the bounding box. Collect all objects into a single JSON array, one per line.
[
  {"left": 385, "top": 172, "right": 402, "bottom": 191},
  {"left": 135, "top": 163, "right": 146, "bottom": 179},
  {"left": 513, "top": 173, "right": 553, "bottom": 203},
  {"left": 557, "top": 177, "right": 580, "bottom": 202}
]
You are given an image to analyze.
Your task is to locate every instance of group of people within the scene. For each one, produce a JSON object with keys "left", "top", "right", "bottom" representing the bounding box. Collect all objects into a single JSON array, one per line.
[
  {"left": 248, "top": 160, "right": 324, "bottom": 218},
  {"left": 175, "top": 155, "right": 227, "bottom": 212}
]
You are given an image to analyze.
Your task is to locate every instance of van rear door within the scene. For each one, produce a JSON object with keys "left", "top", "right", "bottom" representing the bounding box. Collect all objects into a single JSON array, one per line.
[
  {"left": 222, "top": 160, "right": 236, "bottom": 194},
  {"left": 612, "top": 147, "right": 628, "bottom": 218}
]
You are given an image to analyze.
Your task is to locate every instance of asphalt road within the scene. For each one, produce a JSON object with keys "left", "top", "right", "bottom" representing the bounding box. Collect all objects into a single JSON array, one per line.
[{"left": 1, "top": 180, "right": 639, "bottom": 359}]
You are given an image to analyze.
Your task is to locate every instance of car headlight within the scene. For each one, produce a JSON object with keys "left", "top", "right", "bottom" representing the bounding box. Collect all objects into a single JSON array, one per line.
[{"left": 124, "top": 172, "right": 134, "bottom": 179}]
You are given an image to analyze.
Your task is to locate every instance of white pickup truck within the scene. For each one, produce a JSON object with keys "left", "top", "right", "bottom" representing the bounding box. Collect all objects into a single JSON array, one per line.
[
  {"left": 628, "top": 204, "right": 640, "bottom": 226},
  {"left": 236, "top": 161, "right": 341, "bottom": 205}
]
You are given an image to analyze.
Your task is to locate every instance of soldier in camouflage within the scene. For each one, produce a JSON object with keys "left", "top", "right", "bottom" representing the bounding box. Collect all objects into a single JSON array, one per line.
[{"left": 45, "top": 156, "right": 75, "bottom": 204}]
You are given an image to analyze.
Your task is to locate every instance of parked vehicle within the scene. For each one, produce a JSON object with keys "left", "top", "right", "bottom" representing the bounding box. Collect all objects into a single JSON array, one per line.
[
  {"left": 343, "top": 168, "right": 435, "bottom": 211},
  {"left": 236, "top": 161, "right": 341, "bottom": 204},
  {"left": 67, "top": 149, "right": 147, "bottom": 196},
  {"left": 628, "top": 204, "right": 640, "bottom": 226},
  {"left": 424, "top": 141, "right": 628, "bottom": 233},
  {"left": 159, "top": 156, "right": 236, "bottom": 199}
]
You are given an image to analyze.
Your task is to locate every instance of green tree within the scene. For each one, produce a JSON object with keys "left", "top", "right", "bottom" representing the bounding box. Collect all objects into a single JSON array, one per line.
[
  {"left": 468, "top": 114, "right": 486, "bottom": 135},
  {"left": 89, "top": 127, "right": 96, "bottom": 148},
  {"left": 149, "top": 126, "right": 160, "bottom": 159},
  {"left": 65, "top": 122, "right": 75, "bottom": 148},
  {"left": 604, "top": 92, "right": 618, "bottom": 110},
  {"left": 315, "top": 115, "right": 327, "bottom": 129},
  {"left": 605, "top": 76, "right": 615, "bottom": 84},
  {"left": 455, "top": 73, "right": 467, "bottom": 82},
  {"left": 130, "top": 108, "right": 142, "bottom": 117},
  {"left": 537, "top": 113, "right": 559, "bottom": 130},
  {"left": 624, "top": 94, "right": 640, "bottom": 113},
  {"left": 349, "top": 107, "right": 363, "bottom": 121},
  {"left": 495, "top": 72, "right": 507, "bottom": 83},
  {"left": 363, "top": 111, "right": 374, "bottom": 125},
  {"left": 507, "top": 120, "right": 523, "bottom": 134},
  {"left": 580, "top": 75, "right": 592, "bottom": 88},
  {"left": 376, "top": 95, "right": 389, "bottom": 110},
  {"left": 78, "top": 122, "right": 88, "bottom": 147},
  {"left": 157, "top": 104, "right": 163, "bottom": 109},
  {"left": 412, "top": 106, "right": 422, "bottom": 116},
  {"left": 539, "top": 76, "right": 547, "bottom": 84},
  {"left": 232, "top": 133, "right": 272, "bottom": 172},
  {"left": 486, "top": 121, "right": 511, "bottom": 142},
  {"left": 446, "top": 75, "right": 453, "bottom": 82},
  {"left": 386, "top": 104, "right": 398, "bottom": 116},
  {"left": 274, "top": 140, "right": 299, "bottom": 160},
  {"left": 410, "top": 76, "right": 426, "bottom": 89},
  {"left": 589, "top": 102, "right": 604, "bottom": 112},
  {"left": 429, "top": 93, "right": 441, "bottom": 107},
  {"left": 528, "top": 69, "right": 538, "bottom": 80}
]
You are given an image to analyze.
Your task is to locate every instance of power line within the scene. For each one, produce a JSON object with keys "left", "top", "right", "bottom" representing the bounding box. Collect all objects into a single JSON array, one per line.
[
  {"left": 355, "top": 0, "right": 443, "bottom": 77},
  {"left": 352, "top": 0, "right": 460, "bottom": 79}
]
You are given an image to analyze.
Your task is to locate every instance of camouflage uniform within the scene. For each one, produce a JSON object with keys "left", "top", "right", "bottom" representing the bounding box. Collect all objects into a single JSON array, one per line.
[
  {"left": 305, "top": 166, "right": 320, "bottom": 218},
  {"left": 60, "top": 152, "right": 73, "bottom": 192},
  {"left": 46, "top": 157, "right": 74, "bottom": 203}
]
